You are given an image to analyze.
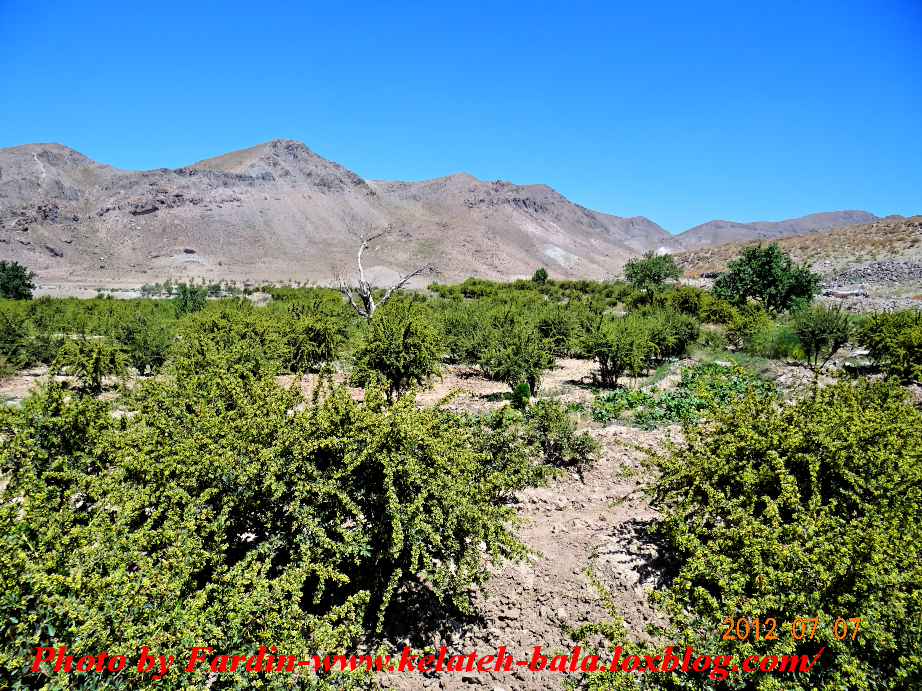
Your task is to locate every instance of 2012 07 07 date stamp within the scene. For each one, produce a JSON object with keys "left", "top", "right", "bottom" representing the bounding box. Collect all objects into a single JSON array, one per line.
[{"left": 720, "top": 617, "right": 863, "bottom": 642}]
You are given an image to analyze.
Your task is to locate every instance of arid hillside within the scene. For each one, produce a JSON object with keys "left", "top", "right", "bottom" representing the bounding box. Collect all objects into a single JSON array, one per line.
[
  {"left": 0, "top": 140, "right": 672, "bottom": 290},
  {"left": 670, "top": 210, "right": 879, "bottom": 249},
  {"left": 1, "top": 140, "right": 889, "bottom": 293},
  {"left": 676, "top": 215, "right": 922, "bottom": 277}
]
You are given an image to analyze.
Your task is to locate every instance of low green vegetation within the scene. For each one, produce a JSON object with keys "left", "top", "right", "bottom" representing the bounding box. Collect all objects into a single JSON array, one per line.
[
  {"left": 2, "top": 246, "right": 920, "bottom": 690},
  {"left": 591, "top": 362, "right": 775, "bottom": 428}
]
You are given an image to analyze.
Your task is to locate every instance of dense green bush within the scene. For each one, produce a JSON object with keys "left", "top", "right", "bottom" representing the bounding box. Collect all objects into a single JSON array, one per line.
[
  {"left": 435, "top": 299, "right": 489, "bottom": 365},
  {"left": 698, "top": 291, "right": 739, "bottom": 324},
  {"left": 0, "top": 302, "right": 31, "bottom": 375},
  {"left": 536, "top": 303, "right": 581, "bottom": 357},
  {"left": 0, "top": 260, "right": 36, "bottom": 300},
  {"left": 663, "top": 284, "right": 706, "bottom": 316},
  {"left": 857, "top": 309, "right": 922, "bottom": 383},
  {"left": 637, "top": 307, "right": 700, "bottom": 359},
  {"left": 643, "top": 379, "right": 922, "bottom": 689},
  {"left": 479, "top": 318, "right": 554, "bottom": 395},
  {"left": 351, "top": 301, "right": 443, "bottom": 400},
  {"left": 111, "top": 309, "right": 174, "bottom": 375},
  {"left": 793, "top": 304, "right": 852, "bottom": 374},
  {"left": 522, "top": 399, "right": 598, "bottom": 473},
  {"left": 584, "top": 314, "right": 656, "bottom": 388},
  {"left": 713, "top": 243, "right": 821, "bottom": 313},
  {"left": 285, "top": 304, "right": 344, "bottom": 373},
  {"left": 0, "top": 366, "right": 533, "bottom": 687},
  {"left": 532, "top": 267, "right": 549, "bottom": 284},
  {"left": 725, "top": 302, "right": 801, "bottom": 359},
  {"left": 171, "top": 304, "right": 290, "bottom": 379},
  {"left": 53, "top": 338, "right": 128, "bottom": 394},
  {"left": 172, "top": 282, "right": 208, "bottom": 315}
]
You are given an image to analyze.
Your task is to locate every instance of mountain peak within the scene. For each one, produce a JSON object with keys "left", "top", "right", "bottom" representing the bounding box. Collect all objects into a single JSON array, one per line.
[{"left": 189, "top": 140, "right": 366, "bottom": 190}]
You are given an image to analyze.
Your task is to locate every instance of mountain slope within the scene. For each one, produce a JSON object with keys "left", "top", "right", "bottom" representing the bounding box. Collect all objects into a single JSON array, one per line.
[
  {"left": 0, "top": 141, "right": 669, "bottom": 288},
  {"left": 675, "top": 215, "right": 921, "bottom": 277},
  {"left": 672, "top": 210, "right": 878, "bottom": 249},
  {"left": 0, "top": 140, "right": 888, "bottom": 291}
]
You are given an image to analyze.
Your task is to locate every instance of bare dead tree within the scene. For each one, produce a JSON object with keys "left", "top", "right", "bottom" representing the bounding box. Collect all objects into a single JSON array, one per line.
[{"left": 336, "top": 227, "right": 435, "bottom": 320}]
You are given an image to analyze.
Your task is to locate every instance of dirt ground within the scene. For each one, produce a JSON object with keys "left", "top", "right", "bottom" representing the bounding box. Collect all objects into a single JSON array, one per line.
[
  {"left": 363, "top": 359, "right": 679, "bottom": 691},
  {"left": 376, "top": 421, "right": 672, "bottom": 691}
]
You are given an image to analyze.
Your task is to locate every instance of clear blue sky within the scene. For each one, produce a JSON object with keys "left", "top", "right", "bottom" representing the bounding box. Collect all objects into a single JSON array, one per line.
[{"left": 1, "top": 1, "right": 920, "bottom": 232}]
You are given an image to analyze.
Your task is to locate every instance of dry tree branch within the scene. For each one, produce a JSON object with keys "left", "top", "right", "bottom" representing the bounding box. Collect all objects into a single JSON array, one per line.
[{"left": 336, "top": 226, "right": 436, "bottom": 320}]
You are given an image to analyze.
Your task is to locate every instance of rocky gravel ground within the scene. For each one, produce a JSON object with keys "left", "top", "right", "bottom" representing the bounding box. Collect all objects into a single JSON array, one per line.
[{"left": 818, "top": 259, "right": 922, "bottom": 312}]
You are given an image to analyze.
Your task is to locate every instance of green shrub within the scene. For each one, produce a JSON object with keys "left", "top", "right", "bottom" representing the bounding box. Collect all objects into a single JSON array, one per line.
[
  {"left": 697, "top": 325, "right": 729, "bottom": 351},
  {"left": 636, "top": 364, "right": 773, "bottom": 429},
  {"left": 352, "top": 301, "right": 443, "bottom": 400},
  {"left": 0, "top": 260, "right": 35, "bottom": 300},
  {"left": 173, "top": 282, "right": 208, "bottom": 315},
  {"left": 638, "top": 307, "right": 700, "bottom": 359},
  {"left": 170, "top": 304, "right": 290, "bottom": 379},
  {"left": 0, "top": 302, "right": 31, "bottom": 373},
  {"left": 470, "top": 406, "right": 556, "bottom": 496},
  {"left": 664, "top": 285, "right": 705, "bottom": 315},
  {"left": 112, "top": 309, "right": 174, "bottom": 375},
  {"left": 0, "top": 371, "right": 532, "bottom": 688},
  {"left": 713, "top": 243, "right": 821, "bottom": 313},
  {"left": 747, "top": 320, "right": 803, "bottom": 360},
  {"left": 480, "top": 319, "right": 554, "bottom": 395},
  {"left": 285, "top": 306, "right": 344, "bottom": 373},
  {"left": 532, "top": 267, "right": 549, "bottom": 284},
  {"left": 793, "top": 304, "right": 852, "bottom": 373},
  {"left": 725, "top": 302, "right": 773, "bottom": 349},
  {"left": 645, "top": 379, "right": 922, "bottom": 689},
  {"left": 591, "top": 363, "right": 774, "bottom": 429},
  {"left": 436, "top": 299, "right": 489, "bottom": 365},
  {"left": 536, "top": 303, "right": 580, "bottom": 357},
  {"left": 591, "top": 387, "right": 655, "bottom": 423},
  {"left": 697, "top": 292, "right": 738, "bottom": 324},
  {"left": 583, "top": 314, "right": 656, "bottom": 388},
  {"left": 523, "top": 399, "right": 599, "bottom": 473},
  {"left": 53, "top": 338, "right": 127, "bottom": 394},
  {"left": 857, "top": 309, "right": 922, "bottom": 383}
]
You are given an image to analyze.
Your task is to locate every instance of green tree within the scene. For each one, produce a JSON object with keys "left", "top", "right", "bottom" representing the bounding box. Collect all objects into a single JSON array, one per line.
[
  {"left": 623, "top": 251, "right": 681, "bottom": 295},
  {"left": 0, "top": 260, "right": 36, "bottom": 300},
  {"left": 351, "top": 301, "right": 443, "bottom": 400},
  {"left": 713, "top": 243, "right": 821, "bottom": 312},
  {"left": 531, "top": 267, "right": 549, "bottom": 284}
]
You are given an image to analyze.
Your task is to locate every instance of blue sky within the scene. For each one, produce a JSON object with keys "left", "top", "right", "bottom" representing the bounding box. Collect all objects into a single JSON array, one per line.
[{"left": 1, "top": 1, "right": 920, "bottom": 232}]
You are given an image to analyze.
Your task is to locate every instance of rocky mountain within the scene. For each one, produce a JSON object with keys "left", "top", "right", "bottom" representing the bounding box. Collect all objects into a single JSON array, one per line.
[
  {"left": 0, "top": 139, "right": 885, "bottom": 291},
  {"left": 0, "top": 140, "right": 671, "bottom": 290},
  {"left": 671, "top": 210, "right": 879, "bottom": 249}
]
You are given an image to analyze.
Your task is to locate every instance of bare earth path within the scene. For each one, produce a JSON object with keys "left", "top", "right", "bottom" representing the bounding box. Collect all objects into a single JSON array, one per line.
[{"left": 381, "top": 361, "right": 675, "bottom": 690}]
